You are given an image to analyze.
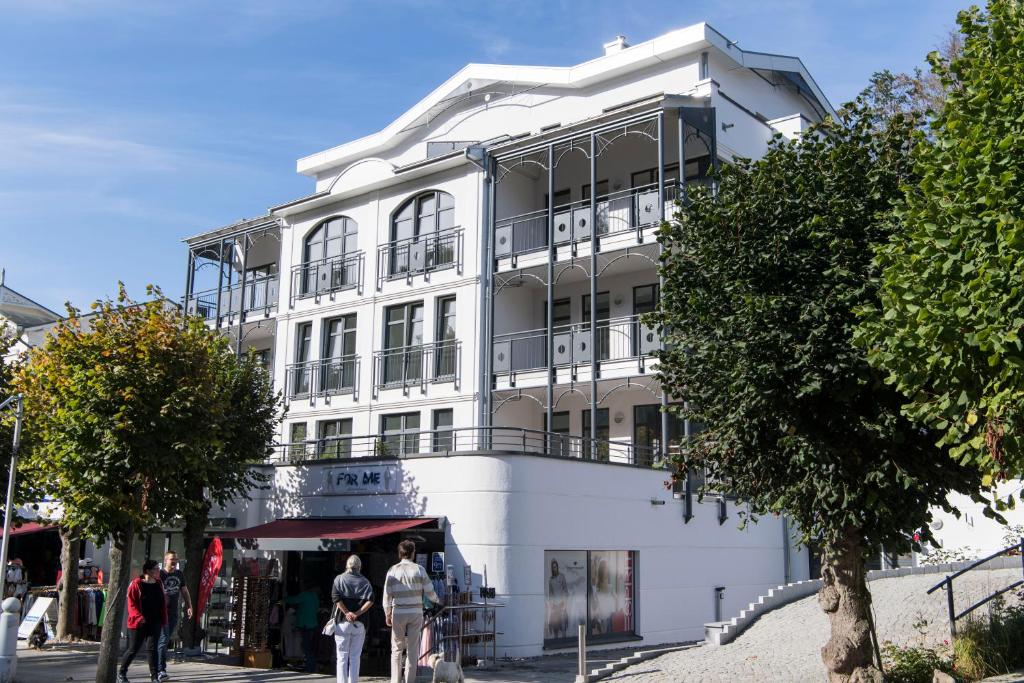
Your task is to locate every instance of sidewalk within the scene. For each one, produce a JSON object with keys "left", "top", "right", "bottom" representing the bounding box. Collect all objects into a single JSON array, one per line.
[{"left": 13, "top": 641, "right": 583, "bottom": 682}]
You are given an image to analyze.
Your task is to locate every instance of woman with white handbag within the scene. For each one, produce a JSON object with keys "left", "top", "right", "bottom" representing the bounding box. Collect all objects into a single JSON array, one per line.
[{"left": 330, "top": 555, "right": 375, "bottom": 683}]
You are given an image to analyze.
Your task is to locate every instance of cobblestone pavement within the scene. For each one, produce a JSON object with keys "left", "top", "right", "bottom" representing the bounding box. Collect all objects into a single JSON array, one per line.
[{"left": 604, "top": 569, "right": 1023, "bottom": 683}]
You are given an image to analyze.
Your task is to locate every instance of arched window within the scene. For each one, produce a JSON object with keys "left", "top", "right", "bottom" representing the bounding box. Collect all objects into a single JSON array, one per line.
[
  {"left": 389, "top": 191, "right": 456, "bottom": 276},
  {"left": 299, "top": 216, "right": 358, "bottom": 296}
]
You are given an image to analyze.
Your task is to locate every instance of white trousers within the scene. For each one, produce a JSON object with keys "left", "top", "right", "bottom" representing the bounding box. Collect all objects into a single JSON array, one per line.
[{"left": 335, "top": 620, "right": 366, "bottom": 683}]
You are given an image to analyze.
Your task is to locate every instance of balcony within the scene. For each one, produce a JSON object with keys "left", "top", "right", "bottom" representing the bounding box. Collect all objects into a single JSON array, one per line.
[
  {"left": 290, "top": 252, "right": 364, "bottom": 303},
  {"left": 376, "top": 228, "right": 463, "bottom": 289},
  {"left": 371, "top": 340, "right": 461, "bottom": 394},
  {"left": 494, "top": 182, "right": 682, "bottom": 263},
  {"left": 267, "top": 426, "right": 658, "bottom": 467},
  {"left": 492, "top": 314, "right": 659, "bottom": 376},
  {"left": 186, "top": 275, "right": 279, "bottom": 324},
  {"left": 284, "top": 356, "right": 360, "bottom": 400}
]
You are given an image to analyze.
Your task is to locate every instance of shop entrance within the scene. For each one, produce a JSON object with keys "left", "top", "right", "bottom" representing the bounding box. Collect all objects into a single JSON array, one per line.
[{"left": 218, "top": 517, "right": 444, "bottom": 676}]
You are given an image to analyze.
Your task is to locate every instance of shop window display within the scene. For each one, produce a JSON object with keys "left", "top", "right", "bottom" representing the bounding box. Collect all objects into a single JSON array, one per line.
[{"left": 543, "top": 550, "right": 635, "bottom": 647}]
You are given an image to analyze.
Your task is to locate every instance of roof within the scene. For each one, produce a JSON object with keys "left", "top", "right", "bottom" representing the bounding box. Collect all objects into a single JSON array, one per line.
[
  {"left": 296, "top": 22, "right": 835, "bottom": 177},
  {"left": 0, "top": 283, "right": 62, "bottom": 328}
]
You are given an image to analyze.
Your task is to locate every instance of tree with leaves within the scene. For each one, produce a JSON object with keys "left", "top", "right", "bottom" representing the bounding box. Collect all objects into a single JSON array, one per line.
[
  {"left": 858, "top": 0, "right": 1024, "bottom": 491},
  {"left": 652, "top": 95, "right": 980, "bottom": 681},
  {"left": 15, "top": 286, "right": 280, "bottom": 683}
]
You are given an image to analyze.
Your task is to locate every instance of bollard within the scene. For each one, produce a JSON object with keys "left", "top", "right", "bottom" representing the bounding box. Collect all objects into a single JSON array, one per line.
[
  {"left": 0, "top": 597, "right": 21, "bottom": 683},
  {"left": 575, "top": 623, "right": 587, "bottom": 682}
]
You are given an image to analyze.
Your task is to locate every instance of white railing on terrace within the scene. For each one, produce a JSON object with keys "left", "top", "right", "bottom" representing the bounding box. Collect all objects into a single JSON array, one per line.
[
  {"left": 492, "top": 314, "right": 659, "bottom": 374},
  {"left": 266, "top": 426, "right": 659, "bottom": 467},
  {"left": 493, "top": 182, "right": 682, "bottom": 259},
  {"left": 186, "top": 276, "right": 279, "bottom": 323}
]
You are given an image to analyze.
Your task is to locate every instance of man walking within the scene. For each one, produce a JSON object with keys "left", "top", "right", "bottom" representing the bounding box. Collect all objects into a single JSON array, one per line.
[
  {"left": 383, "top": 540, "right": 439, "bottom": 683},
  {"left": 157, "top": 551, "right": 193, "bottom": 681}
]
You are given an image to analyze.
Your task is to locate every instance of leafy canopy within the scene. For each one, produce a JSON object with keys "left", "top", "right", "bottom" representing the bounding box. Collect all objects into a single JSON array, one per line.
[
  {"left": 858, "top": 0, "right": 1024, "bottom": 487},
  {"left": 14, "top": 285, "right": 281, "bottom": 542},
  {"left": 652, "top": 96, "right": 979, "bottom": 552}
]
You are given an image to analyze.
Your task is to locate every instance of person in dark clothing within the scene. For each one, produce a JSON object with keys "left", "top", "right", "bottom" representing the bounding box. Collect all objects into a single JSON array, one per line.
[
  {"left": 119, "top": 559, "right": 167, "bottom": 683},
  {"left": 156, "top": 550, "right": 193, "bottom": 681}
]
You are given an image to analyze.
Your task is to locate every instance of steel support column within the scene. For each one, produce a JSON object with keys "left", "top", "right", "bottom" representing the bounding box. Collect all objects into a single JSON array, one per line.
[
  {"left": 183, "top": 248, "right": 195, "bottom": 321},
  {"left": 546, "top": 144, "right": 555, "bottom": 443},
  {"left": 678, "top": 108, "right": 687, "bottom": 205},
  {"left": 214, "top": 238, "right": 226, "bottom": 327},
  {"left": 589, "top": 133, "right": 598, "bottom": 455},
  {"left": 657, "top": 112, "right": 669, "bottom": 463},
  {"left": 236, "top": 236, "right": 249, "bottom": 356},
  {"left": 482, "top": 156, "right": 497, "bottom": 447}
]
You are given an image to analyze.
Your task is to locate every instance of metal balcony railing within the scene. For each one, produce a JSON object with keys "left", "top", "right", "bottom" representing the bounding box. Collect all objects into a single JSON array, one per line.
[
  {"left": 290, "top": 252, "right": 363, "bottom": 303},
  {"left": 284, "top": 356, "right": 360, "bottom": 399},
  {"left": 266, "top": 426, "right": 659, "bottom": 467},
  {"left": 493, "top": 182, "right": 683, "bottom": 260},
  {"left": 376, "top": 228, "right": 463, "bottom": 289},
  {"left": 371, "top": 340, "right": 461, "bottom": 394},
  {"left": 492, "top": 314, "right": 659, "bottom": 375},
  {"left": 186, "top": 276, "right": 279, "bottom": 323}
]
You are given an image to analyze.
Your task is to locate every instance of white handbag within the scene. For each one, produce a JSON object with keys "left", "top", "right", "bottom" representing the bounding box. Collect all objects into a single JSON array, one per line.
[{"left": 322, "top": 607, "right": 341, "bottom": 636}]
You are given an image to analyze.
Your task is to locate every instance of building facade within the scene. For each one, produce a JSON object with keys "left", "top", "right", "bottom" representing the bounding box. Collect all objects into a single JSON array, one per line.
[{"left": 183, "top": 24, "right": 834, "bottom": 662}]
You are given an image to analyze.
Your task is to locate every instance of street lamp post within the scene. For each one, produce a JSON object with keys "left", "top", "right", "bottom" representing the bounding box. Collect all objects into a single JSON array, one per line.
[{"left": 0, "top": 394, "right": 24, "bottom": 600}]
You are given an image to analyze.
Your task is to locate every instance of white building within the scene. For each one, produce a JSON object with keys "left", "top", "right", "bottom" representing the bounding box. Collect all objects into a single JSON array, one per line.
[{"left": 182, "top": 24, "right": 833, "bottom": 668}]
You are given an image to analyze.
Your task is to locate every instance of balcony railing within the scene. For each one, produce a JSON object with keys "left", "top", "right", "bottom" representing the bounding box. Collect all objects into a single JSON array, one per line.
[
  {"left": 284, "top": 356, "right": 360, "bottom": 399},
  {"left": 371, "top": 340, "right": 461, "bottom": 394},
  {"left": 492, "top": 314, "right": 659, "bottom": 375},
  {"left": 376, "top": 228, "right": 463, "bottom": 289},
  {"left": 267, "top": 426, "right": 658, "bottom": 468},
  {"left": 186, "top": 276, "right": 279, "bottom": 323},
  {"left": 493, "top": 182, "right": 682, "bottom": 261},
  {"left": 290, "top": 252, "right": 363, "bottom": 303}
]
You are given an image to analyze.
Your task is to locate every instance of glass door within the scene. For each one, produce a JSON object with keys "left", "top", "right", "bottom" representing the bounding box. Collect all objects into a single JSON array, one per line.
[
  {"left": 384, "top": 302, "right": 423, "bottom": 384},
  {"left": 322, "top": 315, "right": 357, "bottom": 393},
  {"left": 582, "top": 292, "right": 610, "bottom": 361}
]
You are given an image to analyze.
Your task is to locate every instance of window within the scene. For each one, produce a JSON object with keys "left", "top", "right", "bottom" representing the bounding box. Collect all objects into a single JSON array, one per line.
[
  {"left": 291, "top": 322, "right": 313, "bottom": 395},
  {"left": 317, "top": 419, "right": 353, "bottom": 459},
  {"left": 301, "top": 217, "right": 358, "bottom": 295},
  {"left": 435, "top": 296, "right": 456, "bottom": 379},
  {"left": 390, "top": 191, "right": 455, "bottom": 276},
  {"left": 633, "top": 284, "right": 660, "bottom": 357},
  {"left": 544, "top": 411, "right": 571, "bottom": 457},
  {"left": 289, "top": 423, "right": 308, "bottom": 460},
  {"left": 630, "top": 163, "right": 680, "bottom": 189},
  {"left": 243, "top": 264, "right": 278, "bottom": 311},
  {"left": 544, "top": 550, "right": 636, "bottom": 647},
  {"left": 383, "top": 302, "right": 424, "bottom": 385},
  {"left": 633, "top": 404, "right": 684, "bottom": 465},
  {"left": 381, "top": 412, "right": 420, "bottom": 456},
  {"left": 321, "top": 315, "right": 357, "bottom": 393},
  {"left": 582, "top": 292, "right": 611, "bottom": 361},
  {"left": 544, "top": 188, "right": 571, "bottom": 209},
  {"left": 582, "top": 408, "right": 610, "bottom": 461},
  {"left": 432, "top": 409, "right": 454, "bottom": 452},
  {"left": 581, "top": 180, "right": 609, "bottom": 200}
]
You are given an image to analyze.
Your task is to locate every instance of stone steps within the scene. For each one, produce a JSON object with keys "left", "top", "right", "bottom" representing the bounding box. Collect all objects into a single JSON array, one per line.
[{"left": 575, "top": 644, "right": 695, "bottom": 682}]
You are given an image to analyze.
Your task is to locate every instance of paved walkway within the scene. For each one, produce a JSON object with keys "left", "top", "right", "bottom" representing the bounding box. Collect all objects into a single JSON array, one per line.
[
  {"left": 14, "top": 641, "right": 582, "bottom": 683},
  {"left": 604, "top": 568, "right": 1023, "bottom": 683}
]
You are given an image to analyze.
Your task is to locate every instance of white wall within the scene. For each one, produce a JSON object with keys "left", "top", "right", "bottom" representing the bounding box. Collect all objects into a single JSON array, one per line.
[{"left": 224, "top": 454, "right": 801, "bottom": 656}]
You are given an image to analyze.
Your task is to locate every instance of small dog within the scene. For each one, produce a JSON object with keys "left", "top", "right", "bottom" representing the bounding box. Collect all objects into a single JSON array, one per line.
[{"left": 428, "top": 653, "right": 464, "bottom": 683}]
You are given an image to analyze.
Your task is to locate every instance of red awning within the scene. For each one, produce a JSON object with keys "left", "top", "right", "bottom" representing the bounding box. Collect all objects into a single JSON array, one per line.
[
  {"left": 8, "top": 522, "right": 55, "bottom": 537},
  {"left": 220, "top": 517, "right": 435, "bottom": 541}
]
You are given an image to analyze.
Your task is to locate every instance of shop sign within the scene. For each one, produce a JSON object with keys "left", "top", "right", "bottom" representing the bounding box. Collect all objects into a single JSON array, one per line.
[{"left": 323, "top": 464, "right": 399, "bottom": 496}]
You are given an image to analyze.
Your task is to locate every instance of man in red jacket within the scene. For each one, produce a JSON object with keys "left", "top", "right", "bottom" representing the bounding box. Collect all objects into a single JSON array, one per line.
[{"left": 118, "top": 559, "right": 167, "bottom": 683}]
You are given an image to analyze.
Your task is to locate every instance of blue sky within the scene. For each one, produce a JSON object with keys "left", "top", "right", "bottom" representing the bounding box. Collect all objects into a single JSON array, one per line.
[{"left": 1, "top": 0, "right": 965, "bottom": 312}]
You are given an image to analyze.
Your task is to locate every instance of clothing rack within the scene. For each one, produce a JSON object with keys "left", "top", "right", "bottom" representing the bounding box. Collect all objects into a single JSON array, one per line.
[{"left": 25, "top": 584, "right": 107, "bottom": 641}]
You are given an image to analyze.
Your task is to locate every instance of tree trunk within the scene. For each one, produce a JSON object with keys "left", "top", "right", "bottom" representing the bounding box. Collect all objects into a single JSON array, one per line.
[
  {"left": 95, "top": 528, "right": 134, "bottom": 683},
  {"left": 56, "top": 526, "right": 81, "bottom": 641},
  {"left": 179, "top": 498, "right": 210, "bottom": 650},
  {"left": 818, "top": 530, "right": 883, "bottom": 683}
]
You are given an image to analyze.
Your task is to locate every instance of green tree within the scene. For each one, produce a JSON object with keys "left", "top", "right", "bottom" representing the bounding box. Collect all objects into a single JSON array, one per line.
[
  {"left": 15, "top": 286, "right": 280, "bottom": 683},
  {"left": 652, "top": 97, "right": 980, "bottom": 682},
  {"left": 858, "top": 1, "right": 1024, "bottom": 489}
]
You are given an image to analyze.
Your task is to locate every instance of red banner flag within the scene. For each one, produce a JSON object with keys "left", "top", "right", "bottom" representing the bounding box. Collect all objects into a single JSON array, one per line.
[{"left": 196, "top": 537, "right": 223, "bottom": 623}]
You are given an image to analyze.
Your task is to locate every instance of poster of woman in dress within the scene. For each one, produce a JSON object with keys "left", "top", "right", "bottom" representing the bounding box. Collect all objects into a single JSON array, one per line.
[
  {"left": 544, "top": 551, "right": 586, "bottom": 642},
  {"left": 589, "top": 551, "right": 633, "bottom": 637}
]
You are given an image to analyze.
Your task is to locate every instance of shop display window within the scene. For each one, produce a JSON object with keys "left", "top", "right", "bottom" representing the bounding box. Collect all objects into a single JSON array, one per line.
[{"left": 544, "top": 550, "right": 636, "bottom": 647}]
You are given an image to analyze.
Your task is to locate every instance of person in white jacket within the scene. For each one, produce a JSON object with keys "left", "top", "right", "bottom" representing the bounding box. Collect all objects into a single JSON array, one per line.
[{"left": 383, "top": 540, "right": 439, "bottom": 683}]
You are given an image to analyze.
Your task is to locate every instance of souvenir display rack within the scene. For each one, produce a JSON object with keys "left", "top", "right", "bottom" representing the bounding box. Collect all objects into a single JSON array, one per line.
[{"left": 230, "top": 576, "right": 278, "bottom": 655}]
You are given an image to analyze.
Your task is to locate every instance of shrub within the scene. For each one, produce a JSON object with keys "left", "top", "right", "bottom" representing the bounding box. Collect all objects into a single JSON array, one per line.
[
  {"left": 952, "top": 592, "right": 1024, "bottom": 680},
  {"left": 882, "top": 641, "right": 955, "bottom": 683}
]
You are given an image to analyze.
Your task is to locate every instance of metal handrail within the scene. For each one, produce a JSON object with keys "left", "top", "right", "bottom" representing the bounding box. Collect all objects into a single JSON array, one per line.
[
  {"left": 290, "top": 252, "right": 363, "bottom": 302},
  {"left": 371, "top": 340, "right": 461, "bottom": 393},
  {"left": 265, "top": 425, "right": 659, "bottom": 468},
  {"left": 376, "top": 227, "right": 463, "bottom": 288},
  {"left": 926, "top": 537, "right": 1024, "bottom": 636},
  {"left": 187, "top": 275, "right": 279, "bottom": 321},
  {"left": 284, "top": 355, "right": 360, "bottom": 399}
]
